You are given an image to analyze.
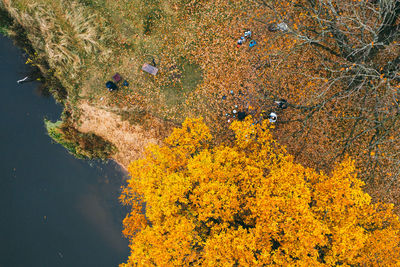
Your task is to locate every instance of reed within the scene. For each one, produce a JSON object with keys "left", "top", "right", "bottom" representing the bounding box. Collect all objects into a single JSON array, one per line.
[{"left": 3, "top": 0, "right": 112, "bottom": 90}]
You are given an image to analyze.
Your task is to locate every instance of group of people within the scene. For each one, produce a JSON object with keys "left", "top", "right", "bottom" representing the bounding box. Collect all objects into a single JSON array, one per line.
[
  {"left": 106, "top": 58, "right": 157, "bottom": 92},
  {"left": 106, "top": 73, "right": 129, "bottom": 92},
  {"left": 222, "top": 85, "right": 288, "bottom": 125},
  {"left": 223, "top": 90, "right": 246, "bottom": 123},
  {"left": 236, "top": 22, "right": 289, "bottom": 49},
  {"left": 234, "top": 25, "right": 290, "bottom": 124},
  {"left": 105, "top": 25, "right": 291, "bottom": 122},
  {"left": 237, "top": 30, "right": 257, "bottom": 48}
]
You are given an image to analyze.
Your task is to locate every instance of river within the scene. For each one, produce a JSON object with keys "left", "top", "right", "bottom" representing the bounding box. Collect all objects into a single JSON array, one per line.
[{"left": 0, "top": 35, "right": 129, "bottom": 266}]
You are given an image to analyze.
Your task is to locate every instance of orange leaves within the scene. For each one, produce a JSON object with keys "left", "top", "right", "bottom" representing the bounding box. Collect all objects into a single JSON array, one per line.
[
  {"left": 165, "top": 117, "right": 212, "bottom": 156},
  {"left": 203, "top": 227, "right": 258, "bottom": 265},
  {"left": 121, "top": 118, "right": 400, "bottom": 266},
  {"left": 122, "top": 209, "right": 147, "bottom": 239}
]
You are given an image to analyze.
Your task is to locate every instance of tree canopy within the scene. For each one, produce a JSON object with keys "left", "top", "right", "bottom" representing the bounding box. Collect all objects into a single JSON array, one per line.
[{"left": 120, "top": 118, "right": 400, "bottom": 266}]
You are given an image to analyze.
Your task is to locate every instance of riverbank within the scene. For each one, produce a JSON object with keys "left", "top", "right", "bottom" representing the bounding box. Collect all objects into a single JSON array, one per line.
[
  {"left": 0, "top": 0, "right": 200, "bottom": 166},
  {"left": 0, "top": 1, "right": 168, "bottom": 166},
  {"left": 0, "top": 0, "right": 246, "bottom": 167}
]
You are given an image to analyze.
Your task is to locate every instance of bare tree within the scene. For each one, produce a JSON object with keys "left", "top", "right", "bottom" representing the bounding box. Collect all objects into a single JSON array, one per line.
[{"left": 253, "top": 0, "right": 400, "bottom": 205}]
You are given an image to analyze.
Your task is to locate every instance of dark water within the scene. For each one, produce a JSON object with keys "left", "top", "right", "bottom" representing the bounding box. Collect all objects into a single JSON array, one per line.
[{"left": 0, "top": 35, "right": 129, "bottom": 266}]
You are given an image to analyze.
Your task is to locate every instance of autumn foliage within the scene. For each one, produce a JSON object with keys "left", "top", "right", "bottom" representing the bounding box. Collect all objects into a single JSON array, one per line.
[
  {"left": 248, "top": 0, "right": 400, "bottom": 207},
  {"left": 121, "top": 118, "right": 400, "bottom": 266}
]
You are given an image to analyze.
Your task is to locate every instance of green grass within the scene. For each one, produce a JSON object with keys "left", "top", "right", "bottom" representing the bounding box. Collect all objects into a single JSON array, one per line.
[
  {"left": 45, "top": 119, "right": 116, "bottom": 160},
  {"left": 161, "top": 57, "right": 203, "bottom": 119},
  {"left": 180, "top": 57, "right": 203, "bottom": 91},
  {"left": 45, "top": 119, "right": 85, "bottom": 159}
]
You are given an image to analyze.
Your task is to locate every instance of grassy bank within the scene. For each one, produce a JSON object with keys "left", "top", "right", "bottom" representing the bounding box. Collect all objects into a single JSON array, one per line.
[
  {"left": 1, "top": 0, "right": 263, "bottom": 161},
  {"left": 1, "top": 0, "right": 262, "bottom": 129},
  {"left": 45, "top": 118, "right": 116, "bottom": 160}
]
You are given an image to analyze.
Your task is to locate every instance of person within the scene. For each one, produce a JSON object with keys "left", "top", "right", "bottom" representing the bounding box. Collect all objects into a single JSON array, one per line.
[
  {"left": 238, "top": 111, "right": 247, "bottom": 121},
  {"left": 268, "top": 22, "right": 289, "bottom": 32},
  {"left": 112, "top": 73, "right": 122, "bottom": 83},
  {"left": 244, "top": 31, "right": 251, "bottom": 38},
  {"left": 269, "top": 112, "right": 277, "bottom": 123},
  {"left": 106, "top": 81, "right": 118, "bottom": 92},
  {"left": 277, "top": 22, "right": 289, "bottom": 32},
  {"left": 237, "top": 37, "right": 245, "bottom": 47},
  {"left": 249, "top": 40, "right": 257, "bottom": 48},
  {"left": 275, "top": 99, "right": 288, "bottom": 109}
]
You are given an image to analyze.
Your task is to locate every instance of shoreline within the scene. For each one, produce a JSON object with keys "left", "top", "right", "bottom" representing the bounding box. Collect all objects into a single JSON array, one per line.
[
  {"left": 0, "top": 4, "right": 165, "bottom": 168},
  {"left": 0, "top": 34, "right": 130, "bottom": 266}
]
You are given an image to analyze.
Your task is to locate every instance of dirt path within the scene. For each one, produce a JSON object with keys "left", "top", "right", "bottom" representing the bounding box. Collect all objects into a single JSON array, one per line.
[{"left": 77, "top": 102, "right": 164, "bottom": 169}]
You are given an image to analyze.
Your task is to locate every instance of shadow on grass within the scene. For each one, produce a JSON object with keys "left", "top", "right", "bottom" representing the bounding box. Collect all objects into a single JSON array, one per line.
[{"left": 0, "top": 6, "right": 12, "bottom": 35}]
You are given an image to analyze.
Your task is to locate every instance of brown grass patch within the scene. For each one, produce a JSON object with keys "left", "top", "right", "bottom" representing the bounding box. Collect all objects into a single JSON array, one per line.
[{"left": 77, "top": 101, "right": 170, "bottom": 168}]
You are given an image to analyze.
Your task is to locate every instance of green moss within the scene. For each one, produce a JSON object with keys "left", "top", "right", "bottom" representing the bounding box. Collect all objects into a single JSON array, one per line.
[
  {"left": 45, "top": 119, "right": 83, "bottom": 158},
  {"left": 45, "top": 119, "right": 116, "bottom": 160}
]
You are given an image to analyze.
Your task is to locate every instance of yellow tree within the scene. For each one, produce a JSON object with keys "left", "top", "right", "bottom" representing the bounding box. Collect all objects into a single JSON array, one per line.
[{"left": 120, "top": 118, "right": 400, "bottom": 266}]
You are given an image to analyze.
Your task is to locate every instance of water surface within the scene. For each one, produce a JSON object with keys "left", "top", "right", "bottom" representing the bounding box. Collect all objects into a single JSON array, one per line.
[{"left": 0, "top": 35, "right": 129, "bottom": 266}]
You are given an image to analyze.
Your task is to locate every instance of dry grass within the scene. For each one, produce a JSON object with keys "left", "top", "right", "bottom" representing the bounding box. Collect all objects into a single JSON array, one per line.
[
  {"left": 77, "top": 101, "right": 173, "bottom": 168},
  {"left": 3, "top": 0, "right": 111, "bottom": 92}
]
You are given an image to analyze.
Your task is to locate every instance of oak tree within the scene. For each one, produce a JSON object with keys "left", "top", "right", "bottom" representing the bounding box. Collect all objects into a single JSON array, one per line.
[{"left": 121, "top": 118, "right": 400, "bottom": 266}]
